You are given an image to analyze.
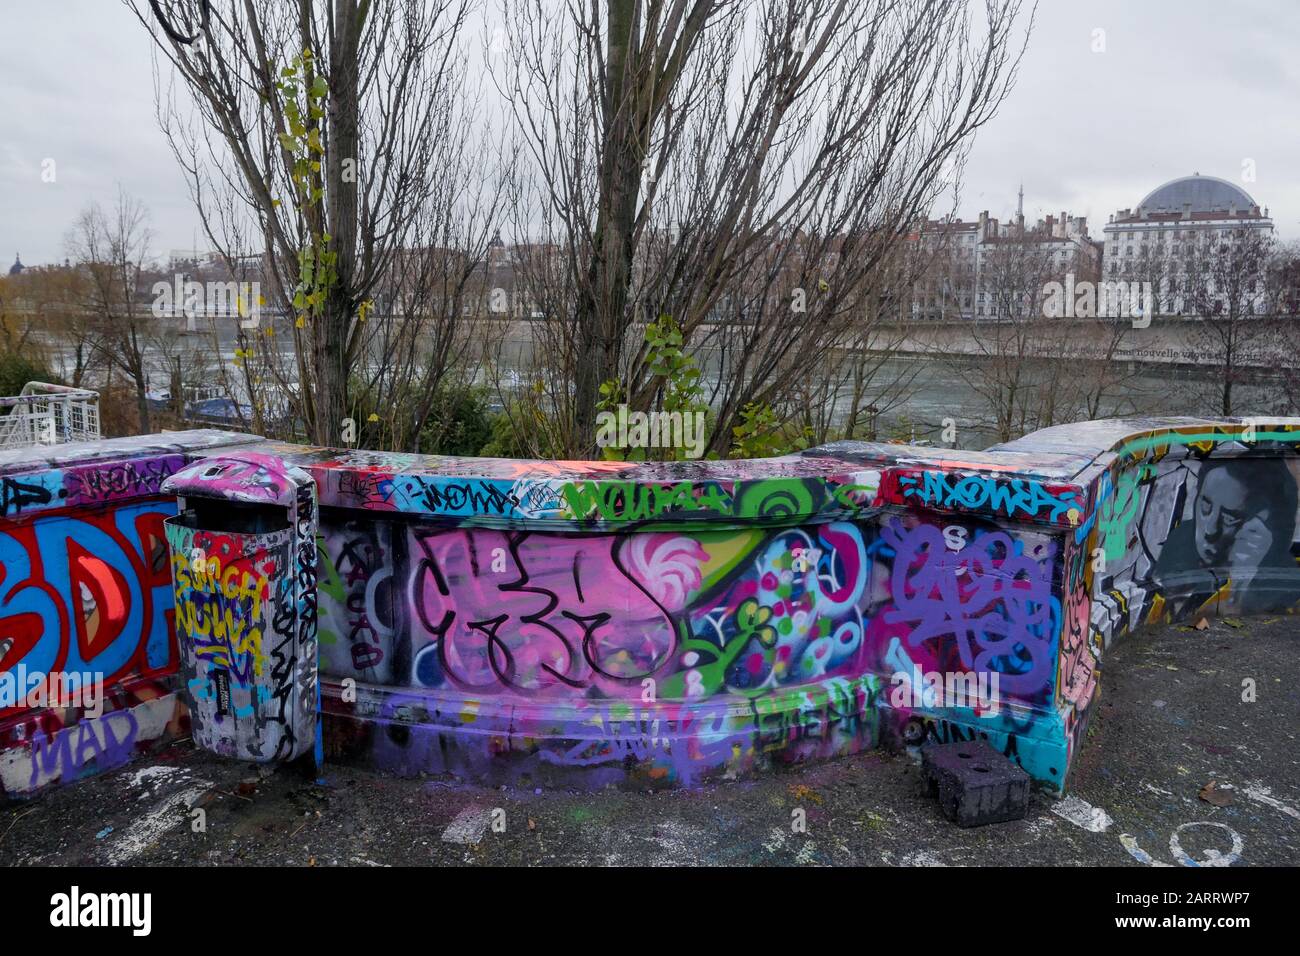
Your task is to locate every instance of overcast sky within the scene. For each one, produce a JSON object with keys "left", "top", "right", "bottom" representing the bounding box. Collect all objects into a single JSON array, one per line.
[{"left": 3, "top": 0, "right": 1298, "bottom": 268}]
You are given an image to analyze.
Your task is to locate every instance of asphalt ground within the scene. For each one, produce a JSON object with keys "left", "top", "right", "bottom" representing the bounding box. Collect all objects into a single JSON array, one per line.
[{"left": 2, "top": 615, "right": 1297, "bottom": 867}]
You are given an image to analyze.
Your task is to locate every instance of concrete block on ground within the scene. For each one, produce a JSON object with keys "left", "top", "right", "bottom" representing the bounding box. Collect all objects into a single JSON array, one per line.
[{"left": 922, "top": 741, "right": 1030, "bottom": 827}]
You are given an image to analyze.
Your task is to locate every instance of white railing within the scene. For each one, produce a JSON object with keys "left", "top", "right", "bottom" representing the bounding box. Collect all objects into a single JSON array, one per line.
[{"left": 0, "top": 382, "right": 102, "bottom": 450}]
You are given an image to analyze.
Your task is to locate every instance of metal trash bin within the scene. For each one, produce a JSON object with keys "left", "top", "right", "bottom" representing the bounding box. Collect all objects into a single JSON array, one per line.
[{"left": 161, "top": 452, "right": 319, "bottom": 762}]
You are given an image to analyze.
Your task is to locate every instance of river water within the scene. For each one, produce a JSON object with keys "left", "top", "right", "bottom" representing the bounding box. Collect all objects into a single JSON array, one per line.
[{"left": 36, "top": 320, "right": 1286, "bottom": 452}]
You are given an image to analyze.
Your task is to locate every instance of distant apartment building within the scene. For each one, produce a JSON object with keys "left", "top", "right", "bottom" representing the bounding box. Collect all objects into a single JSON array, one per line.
[
  {"left": 909, "top": 187, "right": 1099, "bottom": 320},
  {"left": 1102, "top": 173, "right": 1274, "bottom": 316}
]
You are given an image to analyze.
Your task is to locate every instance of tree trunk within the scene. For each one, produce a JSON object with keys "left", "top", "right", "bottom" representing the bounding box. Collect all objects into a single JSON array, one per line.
[
  {"left": 310, "top": 0, "right": 363, "bottom": 446},
  {"left": 574, "top": 0, "right": 643, "bottom": 455},
  {"left": 136, "top": 379, "right": 152, "bottom": 434}
]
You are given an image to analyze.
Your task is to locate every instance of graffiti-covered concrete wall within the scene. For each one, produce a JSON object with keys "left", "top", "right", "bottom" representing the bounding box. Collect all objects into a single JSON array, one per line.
[
  {"left": 3, "top": 418, "right": 1298, "bottom": 799},
  {"left": 0, "top": 432, "right": 263, "bottom": 797}
]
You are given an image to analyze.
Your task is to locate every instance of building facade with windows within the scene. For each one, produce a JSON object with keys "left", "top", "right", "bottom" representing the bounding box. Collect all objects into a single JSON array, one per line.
[
  {"left": 909, "top": 188, "right": 1100, "bottom": 321},
  {"left": 1102, "top": 173, "right": 1274, "bottom": 316}
]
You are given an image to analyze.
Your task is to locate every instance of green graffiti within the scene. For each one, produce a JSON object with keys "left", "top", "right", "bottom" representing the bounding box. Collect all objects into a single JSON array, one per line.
[
  {"left": 1113, "top": 427, "right": 1300, "bottom": 464},
  {"left": 831, "top": 482, "right": 879, "bottom": 511},
  {"left": 733, "top": 479, "right": 816, "bottom": 520},
  {"left": 561, "top": 480, "right": 733, "bottom": 521},
  {"left": 555, "top": 476, "right": 855, "bottom": 524},
  {"left": 315, "top": 537, "right": 344, "bottom": 647},
  {"left": 1100, "top": 471, "right": 1141, "bottom": 560},
  {"left": 659, "top": 599, "right": 776, "bottom": 700}
]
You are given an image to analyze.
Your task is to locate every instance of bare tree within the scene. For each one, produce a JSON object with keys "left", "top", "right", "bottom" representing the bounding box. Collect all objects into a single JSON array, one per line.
[
  {"left": 763, "top": 235, "right": 925, "bottom": 447},
  {"left": 1059, "top": 241, "right": 1150, "bottom": 423},
  {"left": 935, "top": 232, "right": 1068, "bottom": 442},
  {"left": 1180, "top": 226, "right": 1277, "bottom": 416},
  {"left": 1270, "top": 239, "right": 1300, "bottom": 413},
  {"left": 498, "top": 0, "right": 1033, "bottom": 456},
  {"left": 1060, "top": 313, "right": 1146, "bottom": 423},
  {"left": 129, "top": 0, "right": 499, "bottom": 447},
  {"left": 66, "top": 188, "right": 157, "bottom": 433}
]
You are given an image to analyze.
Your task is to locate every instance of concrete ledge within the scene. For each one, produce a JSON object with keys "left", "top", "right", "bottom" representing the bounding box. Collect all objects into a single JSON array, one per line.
[{"left": 321, "top": 673, "right": 884, "bottom": 789}]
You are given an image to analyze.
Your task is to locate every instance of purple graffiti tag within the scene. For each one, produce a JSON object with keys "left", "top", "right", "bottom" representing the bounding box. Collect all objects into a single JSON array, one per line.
[
  {"left": 408, "top": 529, "right": 681, "bottom": 695},
  {"left": 881, "top": 520, "right": 1056, "bottom": 697}
]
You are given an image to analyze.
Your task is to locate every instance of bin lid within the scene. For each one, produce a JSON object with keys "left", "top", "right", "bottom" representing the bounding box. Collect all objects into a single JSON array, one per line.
[{"left": 161, "top": 451, "right": 313, "bottom": 507}]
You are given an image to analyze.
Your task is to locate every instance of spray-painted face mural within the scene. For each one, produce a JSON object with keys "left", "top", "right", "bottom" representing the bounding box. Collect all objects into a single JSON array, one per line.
[
  {"left": 1087, "top": 439, "right": 1300, "bottom": 646},
  {"left": 1152, "top": 458, "right": 1300, "bottom": 616}
]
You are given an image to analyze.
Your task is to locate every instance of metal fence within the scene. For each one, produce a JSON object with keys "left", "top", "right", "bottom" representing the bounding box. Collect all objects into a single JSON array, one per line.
[{"left": 0, "top": 381, "right": 102, "bottom": 449}]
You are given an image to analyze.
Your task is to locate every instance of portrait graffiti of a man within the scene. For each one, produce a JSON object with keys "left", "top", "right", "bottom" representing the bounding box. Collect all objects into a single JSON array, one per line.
[{"left": 1152, "top": 457, "right": 1300, "bottom": 617}]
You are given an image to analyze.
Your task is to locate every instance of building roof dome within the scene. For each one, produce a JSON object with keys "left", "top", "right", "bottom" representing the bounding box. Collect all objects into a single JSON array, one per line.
[
  {"left": 1136, "top": 174, "right": 1256, "bottom": 215},
  {"left": 7, "top": 253, "right": 22, "bottom": 276}
]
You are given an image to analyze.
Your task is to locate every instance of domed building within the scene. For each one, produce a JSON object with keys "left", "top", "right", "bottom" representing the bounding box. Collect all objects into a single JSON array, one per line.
[
  {"left": 7, "top": 253, "right": 23, "bottom": 276},
  {"left": 1102, "top": 174, "right": 1273, "bottom": 315},
  {"left": 1133, "top": 175, "right": 1260, "bottom": 217}
]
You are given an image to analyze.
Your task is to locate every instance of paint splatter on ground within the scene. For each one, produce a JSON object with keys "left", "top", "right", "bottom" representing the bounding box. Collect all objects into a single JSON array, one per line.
[
  {"left": 1052, "top": 795, "right": 1114, "bottom": 833},
  {"left": 441, "top": 805, "right": 493, "bottom": 845}
]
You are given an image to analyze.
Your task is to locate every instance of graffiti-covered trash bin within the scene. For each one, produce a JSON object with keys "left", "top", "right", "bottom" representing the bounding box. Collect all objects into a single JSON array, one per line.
[{"left": 161, "top": 453, "right": 319, "bottom": 762}]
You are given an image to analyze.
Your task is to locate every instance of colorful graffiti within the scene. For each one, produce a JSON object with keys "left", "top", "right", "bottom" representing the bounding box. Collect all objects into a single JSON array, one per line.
[
  {"left": 1081, "top": 433, "right": 1300, "bottom": 651},
  {"left": 162, "top": 453, "right": 320, "bottom": 763},
  {"left": 0, "top": 432, "right": 265, "bottom": 798},
  {"left": 308, "top": 449, "right": 884, "bottom": 528},
  {"left": 0, "top": 502, "right": 177, "bottom": 722},
  {"left": 872, "top": 517, "right": 1058, "bottom": 699},
  {"left": 0, "top": 685, "right": 185, "bottom": 796},
  {"left": 167, "top": 525, "right": 277, "bottom": 754},
  {"left": 398, "top": 521, "right": 868, "bottom": 700},
  {"left": 890, "top": 469, "right": 1085, "bottom": 526},
  {"left": 318, "top": 520, "right": 394, "bottom": 684},
  {"left": 6, "top": 419, "right": 1300, "bottom": 799}
]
